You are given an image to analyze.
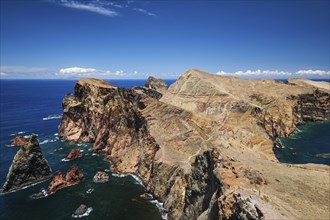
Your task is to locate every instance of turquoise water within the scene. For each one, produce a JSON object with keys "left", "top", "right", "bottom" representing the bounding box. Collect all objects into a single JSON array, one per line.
[
  {"left": 0, "top": 80, "right": 175, "bottom": 220},
  {"left": 274, "top": 120, "right": 330, "bottom": 165}
]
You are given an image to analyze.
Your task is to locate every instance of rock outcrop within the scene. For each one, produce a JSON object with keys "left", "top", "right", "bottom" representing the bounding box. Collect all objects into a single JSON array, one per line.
[
  {"left": 58, "top": 72, "right": 330, "bottom": 220},
  {"left": 93, "top": 171, "right": 109, "bottom": 183},
  {"left": 64, "top": 148, "right": 82, "bottom": 161},
  {"left": 11, "top": 136, "right": 29, "bottom": 146},
  {"left": 47, "top": 165, "right": 84, "bottom": 193},
  {"left": 1, "top": 134, "right": 52, "bottom": 193},
  {"left": 145, "top": 76, "right": 167, "bottom": 93}
]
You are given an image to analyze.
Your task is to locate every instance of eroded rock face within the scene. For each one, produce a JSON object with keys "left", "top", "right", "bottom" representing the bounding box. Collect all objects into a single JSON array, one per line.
[
  {"left": 218, "top": 191, "right": 265, "bottom": 220},
  {"left": 65, "top": 148, "right": 82, "bottom": 161},
  {"left": 2, "top": 134, "right": 52, "bottom": 193},
  {"left": 58, "top": 74, "right": 330, "bottom": 220},
  {"left": 47, "top": 165, "right": 84, "bottom": 193}
]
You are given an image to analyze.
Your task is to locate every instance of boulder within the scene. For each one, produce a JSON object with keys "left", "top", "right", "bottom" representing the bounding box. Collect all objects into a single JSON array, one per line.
[{"left": 93, "top": 171, "right": 109, "bottom": 183}]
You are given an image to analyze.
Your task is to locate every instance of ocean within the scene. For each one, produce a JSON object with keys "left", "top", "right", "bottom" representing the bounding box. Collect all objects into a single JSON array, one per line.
[
  {"left": 275, "top": 120, "right": 330, "bottom": 165},
  {"left": 0, "top": 79, "right": 329, "bottom": 219},
  {"left": 0, "top": 79, "right": 174, "bottom": 220}
]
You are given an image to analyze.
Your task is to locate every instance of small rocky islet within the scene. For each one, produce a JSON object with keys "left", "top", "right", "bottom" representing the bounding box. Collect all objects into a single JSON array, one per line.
[
  {"left": 1, "top": 134, "right": 52, "bottom": 193},
  {"left": 2, "top": 70, "right": 330, "bottom": 219}
]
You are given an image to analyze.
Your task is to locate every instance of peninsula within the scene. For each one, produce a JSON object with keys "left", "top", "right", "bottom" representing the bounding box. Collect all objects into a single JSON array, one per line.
[{"left": 57, "top": 69, "right": 330, "bottom": 219}]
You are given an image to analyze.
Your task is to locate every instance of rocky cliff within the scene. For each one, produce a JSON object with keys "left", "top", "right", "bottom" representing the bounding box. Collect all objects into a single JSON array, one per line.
[
  {"left": 1, "top": 134, "right": 52, "bottom": 193},
  {"left": 58, "top": 72, "right": 330, "bottom": 220}
]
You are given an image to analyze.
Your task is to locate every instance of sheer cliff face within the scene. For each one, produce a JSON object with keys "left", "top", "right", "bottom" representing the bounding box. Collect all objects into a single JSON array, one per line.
[{"left": 58, "top": 73, "right": 330, "bottom": 220}]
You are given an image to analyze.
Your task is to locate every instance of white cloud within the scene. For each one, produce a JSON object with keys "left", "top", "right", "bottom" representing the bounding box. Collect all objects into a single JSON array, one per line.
[
  {"left": 133, "top": 8, "right": 156, "bottom": 16},
  {"left": 216, "top": 69, "right": 292, "bottom": 76},
  {"left": 1, "top": 66, "right": 48, "bottom": 74},
  {"left": 0, "top": 66, "right": 57, "bottom": 78},
  {"left": 59, "top": 67, "right": 97, "bottom": 75},
  {"left": 295, "top": 70, "right": 330, "bottom": 75},
  {"left": 58, "top": 0, "right": 119, "bottom": 17},
  {"left": 215, "top": 69, "right": 330, "bottom": 79},
  {"left": 56, "top": 67, "right": 152, "bottom": 78}
]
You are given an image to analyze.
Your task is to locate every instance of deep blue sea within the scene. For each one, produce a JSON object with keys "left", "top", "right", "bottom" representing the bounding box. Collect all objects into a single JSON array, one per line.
[
  {"left": 0, "top": 79, "right": 174, "bottom": 220},
  {"left": 0, "top": 79, "right": 329, "bottom": 219}
]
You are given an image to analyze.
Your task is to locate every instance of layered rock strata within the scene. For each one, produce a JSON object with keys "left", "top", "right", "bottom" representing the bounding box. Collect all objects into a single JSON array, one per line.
[
  {"left": 58, "top": 72, "right": 330, "bottom": 220},
  {"left": 2, "top": 134, "right": 52, "bottom": 193}
]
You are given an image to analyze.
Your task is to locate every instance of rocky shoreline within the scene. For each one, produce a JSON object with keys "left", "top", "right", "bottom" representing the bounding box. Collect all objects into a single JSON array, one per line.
[
  {"left": 2, "top": 70, "right": 329, "bottom": 219},
  {"left": 57, "top": 71, "right": 330, "bottom": 219}
]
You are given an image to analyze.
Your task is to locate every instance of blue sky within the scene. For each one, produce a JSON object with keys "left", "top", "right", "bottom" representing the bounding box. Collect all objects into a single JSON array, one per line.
[{"left": 0, "top": 0, "right": 329, "bottom": 79}]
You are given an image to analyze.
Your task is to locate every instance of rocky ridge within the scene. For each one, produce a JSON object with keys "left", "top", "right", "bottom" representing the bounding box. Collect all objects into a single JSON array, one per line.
[
  {"left": 1, "top": 134, "right": 52, "bottom": 193},
  {"left": 58, "top": 71, "right": 330, "bottom": 219}
]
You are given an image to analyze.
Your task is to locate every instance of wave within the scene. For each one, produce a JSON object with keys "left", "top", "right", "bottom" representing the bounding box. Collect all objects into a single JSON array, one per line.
[
  {"left": 10, "top": 131, "right": 26, "bottom": 136},
  {"left": 39, "top": 139, "right": 50, "bottom": 145},
  {"left": 128, "top": 174, "right": 145, "bottom": 187},
  {"left": 42, "top": 114, "right": 62, "bottom": 121},
  {"left": 61, "top": 158, "right": 70, "bottom": 162},
  {"left": 149, "top": 200, "right": 168, "bottom": 220},
  {"left": 54, "top": 147, "right": 63, "bottom": 152},
  {"left": 71, "top": 207, "right": 93, "bottom": 218},
  {"left": 111, "top": 173, "right": 127, "bottom": 178}
]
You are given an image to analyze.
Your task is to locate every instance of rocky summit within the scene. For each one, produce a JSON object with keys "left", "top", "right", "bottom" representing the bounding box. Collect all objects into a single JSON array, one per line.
[
  {"left": 58, "top": 71, "right": 330, "bottom": 220},
  {"left": 1, "top": 134, "right": 52, "bottom": 193}
]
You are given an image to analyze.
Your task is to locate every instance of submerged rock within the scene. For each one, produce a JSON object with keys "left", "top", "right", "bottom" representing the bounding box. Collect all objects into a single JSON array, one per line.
[
  {"left": 74, "top": 204, "right": 88, "bottom": 216},
  {"left": 1, "top": 134, "right": 52, "bottom": 193},
  {"left": 93, "top": 171, "right": 109, "bottom": 183},
  {"left": 72, "top": 204, "right": 93, "bottom": 218},
  {"left": 64, "top": 148, "right": 82, "bottom": 161},
  {"left": 47, "top": 165, "right": 84, "bottom": 193}
]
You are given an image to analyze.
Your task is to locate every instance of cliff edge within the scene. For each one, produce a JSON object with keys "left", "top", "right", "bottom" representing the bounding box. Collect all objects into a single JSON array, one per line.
[{"left": 58, "top": 72, "right": 330, "bottom": 219}]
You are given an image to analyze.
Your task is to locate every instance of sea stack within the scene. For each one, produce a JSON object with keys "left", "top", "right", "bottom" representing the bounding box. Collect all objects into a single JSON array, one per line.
[
  {"left": 1, "top": 134, "right": 52, "bottom": 193},
  {"left": 47, "top": 165, "right": 84, "bottom": 193}
]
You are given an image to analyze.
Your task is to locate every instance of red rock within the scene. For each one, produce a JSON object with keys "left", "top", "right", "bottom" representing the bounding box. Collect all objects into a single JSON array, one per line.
[
  {"left": 65, "top": 148, "right": 82, "bottom": 161},
  {"left": 47, "top": 165, "right": 84, "bottom": 193},
  {"left": 65, "top": 165, "right": 84, "bottom": 185},
  {"left": 47, "top": 171, "right": 66, "bottom": 193},
  {"left": 11, "top": 136, "right": 29, "bottom": 146}
]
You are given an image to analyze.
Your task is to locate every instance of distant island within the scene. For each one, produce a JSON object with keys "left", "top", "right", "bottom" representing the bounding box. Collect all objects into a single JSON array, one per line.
[{"left": 3, "top": 69, "right": 330, "bottom": 219}]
